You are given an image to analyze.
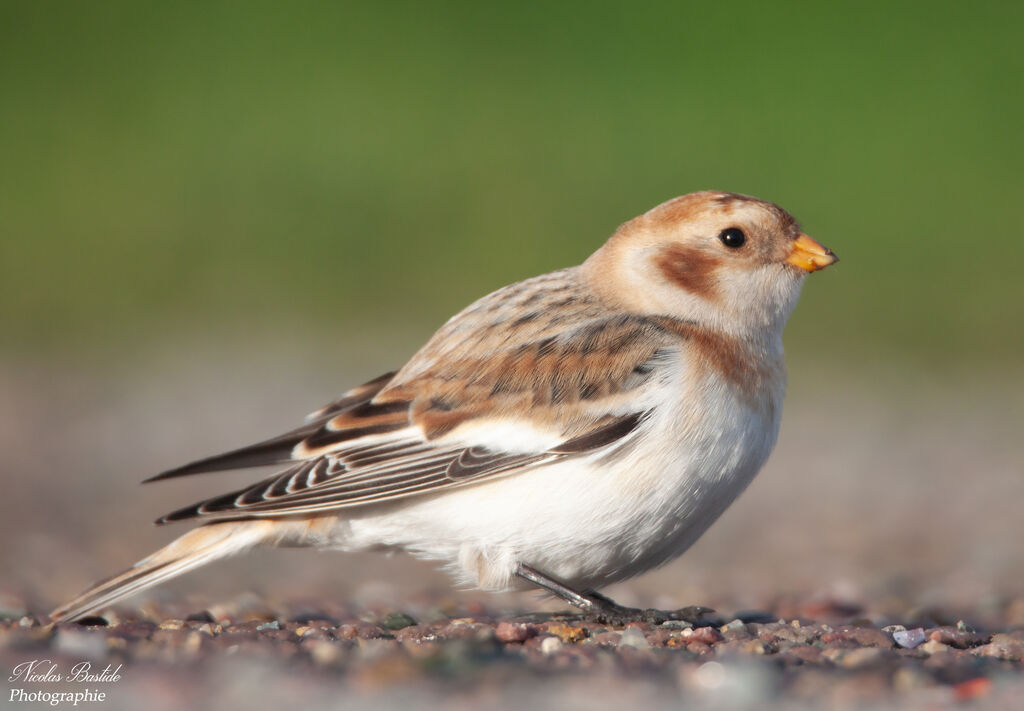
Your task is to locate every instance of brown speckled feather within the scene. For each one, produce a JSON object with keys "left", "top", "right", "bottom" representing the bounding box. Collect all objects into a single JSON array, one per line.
[
  {"left": 374, "top": 268, "right": 684, "bottom": 439},
  {"left": 155, "top": 269, "right": 693, "bottom": 523}
]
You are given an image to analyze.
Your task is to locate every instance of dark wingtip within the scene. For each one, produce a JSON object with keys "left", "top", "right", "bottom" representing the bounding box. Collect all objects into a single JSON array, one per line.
[
  {"left": 143, "top": 463, "right": 213, "bottom": 484},
  {"left": 153, "top": 503, "right": 202, "bottom": 525},
  {"left": 143, "top": 371, "right": 400, "bottom": 484},
  {"left": 142, "top": 425, "right": 320, "bottom": 484},
  {"left": 143, "top": 452, "right": 277, "bottom": 483}
]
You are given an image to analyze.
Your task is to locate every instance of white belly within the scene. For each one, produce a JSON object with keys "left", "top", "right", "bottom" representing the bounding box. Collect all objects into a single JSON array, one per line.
[{"left": 332, "top": 371, "right": 783, "bottom": 592}]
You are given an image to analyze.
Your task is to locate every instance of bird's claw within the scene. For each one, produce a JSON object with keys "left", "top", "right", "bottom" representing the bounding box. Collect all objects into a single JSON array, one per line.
[{"left": 578, "top": 591, "right": 715, "bottom": 626}]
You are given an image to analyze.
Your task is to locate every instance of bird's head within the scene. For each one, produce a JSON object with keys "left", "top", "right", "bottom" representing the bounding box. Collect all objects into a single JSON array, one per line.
[{"left": 583, "top": 191, "right": 837, "bottom": 337}]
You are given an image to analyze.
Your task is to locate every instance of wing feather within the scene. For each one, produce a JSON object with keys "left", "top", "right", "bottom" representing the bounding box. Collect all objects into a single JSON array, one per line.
[
  {"left": 155, "top": 415, "right": 636, "bottom": 524},
  {"left": 144, "top": 371, "right": 398, "bottom": 482},
  {"left": 150, "top": 275, "right": 695, "bottom": 524}
]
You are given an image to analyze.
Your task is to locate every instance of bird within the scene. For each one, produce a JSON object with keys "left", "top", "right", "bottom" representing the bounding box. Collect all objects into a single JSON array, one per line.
[{"left": 50, "top": 190, "right": 837, "bottom": 625}]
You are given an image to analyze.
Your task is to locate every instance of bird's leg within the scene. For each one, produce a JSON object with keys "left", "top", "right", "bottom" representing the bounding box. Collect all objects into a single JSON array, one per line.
[{"left": 514, "top": 563, "right": 712, "bottom": 626}]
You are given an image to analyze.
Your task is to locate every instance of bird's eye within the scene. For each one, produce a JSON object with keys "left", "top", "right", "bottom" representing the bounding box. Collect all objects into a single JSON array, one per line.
[{"left": 718, "top": 227, "right": 746, "bottom": 249}]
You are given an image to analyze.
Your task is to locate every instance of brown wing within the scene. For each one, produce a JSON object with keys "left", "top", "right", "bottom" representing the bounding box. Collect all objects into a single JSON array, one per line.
[
  {"left": 151, "top": 313, "right": 685, "bottom": 524},
  {"left": 376, "top": 311, "right": 683, "bottom": 443},
  {"left": 149, "top": 269, "right": 693, "bottom": 524}
]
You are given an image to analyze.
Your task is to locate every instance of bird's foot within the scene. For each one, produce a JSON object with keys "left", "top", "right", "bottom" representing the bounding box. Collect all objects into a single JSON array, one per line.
[
  {"left": 514, "top": 562, "right": 713, "bottom": 627},
  {"left": 578, "top": 590, "right": 713, "bottom": 626}
]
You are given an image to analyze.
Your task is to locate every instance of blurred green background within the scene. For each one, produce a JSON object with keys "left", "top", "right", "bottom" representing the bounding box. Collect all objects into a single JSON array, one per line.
[
  {"left": 1, "top": 2, "right": 1021, "bottom": 370},
  {"left": 2, "top": 1, "right": 1023, "bottom": 624}
]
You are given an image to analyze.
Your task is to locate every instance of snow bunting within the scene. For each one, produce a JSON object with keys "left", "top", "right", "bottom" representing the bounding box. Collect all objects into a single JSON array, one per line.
[{"left": 51, "top": 190, "right": 837, "bottom": 624}]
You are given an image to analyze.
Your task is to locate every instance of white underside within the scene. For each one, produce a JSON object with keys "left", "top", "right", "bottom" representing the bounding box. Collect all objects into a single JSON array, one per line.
[{"left": 308, "top": 351, "right": 784, "bottom": 592}]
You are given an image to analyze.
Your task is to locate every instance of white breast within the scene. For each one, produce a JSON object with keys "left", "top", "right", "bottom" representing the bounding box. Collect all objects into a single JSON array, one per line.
[{"left": 334, "top": 347, "right": 786, "bottom": 592}]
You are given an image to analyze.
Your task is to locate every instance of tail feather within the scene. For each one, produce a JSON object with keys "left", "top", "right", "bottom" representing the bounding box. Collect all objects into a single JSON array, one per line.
[{"left": 49, "top": 522, "right": 272, "bottom": 623}]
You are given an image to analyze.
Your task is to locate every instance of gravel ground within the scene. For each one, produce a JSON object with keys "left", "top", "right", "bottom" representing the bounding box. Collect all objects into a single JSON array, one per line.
[
  {"left": 2, "top": 593, "right": 1024, "bottom": 711},
  {"left": 2, "top": 352, "right": 1023, "bottom": 709}
]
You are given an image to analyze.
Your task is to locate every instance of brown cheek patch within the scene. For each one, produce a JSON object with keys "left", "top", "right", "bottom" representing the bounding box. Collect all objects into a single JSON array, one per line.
[{"left": 654, "top": 244, "right": 722, "bottom": 301}]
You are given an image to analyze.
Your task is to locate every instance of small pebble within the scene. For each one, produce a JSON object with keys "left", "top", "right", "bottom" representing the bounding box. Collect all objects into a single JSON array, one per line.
[
  {"left": 721, "top": 619, "right": 746, "bottom": 633},
  {"left": 495, "top": 621, "right": 533, "bottom": 643},
  {"left": 743, "top": 639, "right": 767, "bottom": 655},
  {"left": 845, "top": 626, "right": 891, "bottom": 648},
  {"left": 919, "top": 639, "right": 949, "bottom": 655},
  {"left": 540, "top": 636, "right": 563, "bottom": 655},
  {"left": 682, "top": 626, "right": 723, "bottom": 645},
  {"left": 543, "top": 622, "right": 587, "bottom": 643},
  {"left": 893, "top": 628, "right": 926, "bottom": 649},
  {"left": 380, "top": 612, "right": 417, "bottom": 631},
  {"left": 970, "top": 635, "right": 1024, "bottom": 661},
  {"left": 618, "top": 627, "right": 650, "bottom": 649},
  {"left": 926, "top": 625, "right": 984, "bottom": 648}
]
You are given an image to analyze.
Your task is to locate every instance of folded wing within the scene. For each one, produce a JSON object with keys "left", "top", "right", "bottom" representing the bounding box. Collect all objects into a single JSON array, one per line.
[{"left": 151, "top": 308, "right": 691, "bottom": 525}]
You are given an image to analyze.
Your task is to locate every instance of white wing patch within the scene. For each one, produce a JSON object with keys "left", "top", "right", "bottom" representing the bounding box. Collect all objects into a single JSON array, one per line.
[{"left": 157, "top": 413, "right": 648, "bottom": 524}]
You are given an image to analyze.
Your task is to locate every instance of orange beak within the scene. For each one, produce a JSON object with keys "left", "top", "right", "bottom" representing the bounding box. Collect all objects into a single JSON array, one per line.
[{"left": 786, "top": 233, "right": 838, "bottom": 272}]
